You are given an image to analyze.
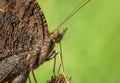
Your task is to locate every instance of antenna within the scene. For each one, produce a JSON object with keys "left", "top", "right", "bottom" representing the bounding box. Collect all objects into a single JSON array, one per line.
[{"left": 57, "top": 0, "right": 90, "bottom": 29}]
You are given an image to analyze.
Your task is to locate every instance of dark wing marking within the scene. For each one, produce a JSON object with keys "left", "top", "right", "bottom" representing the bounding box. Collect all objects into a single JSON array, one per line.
[
  {"left": 0, "top": 54, "right": 28, "bottom": 82},
  {"left": 0, "top": 0, "right": 49, "bottom": 39}
]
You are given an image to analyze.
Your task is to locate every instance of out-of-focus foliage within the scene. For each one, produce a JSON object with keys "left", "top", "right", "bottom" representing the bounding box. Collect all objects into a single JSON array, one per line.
[{"left": 28, "top": 0, "right": 120, "bottom": 83}]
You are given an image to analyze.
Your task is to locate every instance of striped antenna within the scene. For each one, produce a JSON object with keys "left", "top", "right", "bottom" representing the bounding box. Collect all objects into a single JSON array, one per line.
[{"left": 57, "top": 0, "right": 90, "bottom": 29}]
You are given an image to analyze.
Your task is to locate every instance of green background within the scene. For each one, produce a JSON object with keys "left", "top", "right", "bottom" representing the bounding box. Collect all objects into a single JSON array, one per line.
[{"left": 28, "top": 0, "right": 120, "bottom": 83}]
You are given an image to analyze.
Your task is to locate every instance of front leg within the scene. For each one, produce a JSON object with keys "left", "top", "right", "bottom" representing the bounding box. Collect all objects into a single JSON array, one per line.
[{"left": 45, "top": 50, "right": 58, "bottom": 61}]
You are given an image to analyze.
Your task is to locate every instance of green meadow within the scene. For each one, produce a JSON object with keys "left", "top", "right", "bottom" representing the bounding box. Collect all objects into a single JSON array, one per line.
[{"left": 28, "top": 0, "right": 120, "bottom": 83}]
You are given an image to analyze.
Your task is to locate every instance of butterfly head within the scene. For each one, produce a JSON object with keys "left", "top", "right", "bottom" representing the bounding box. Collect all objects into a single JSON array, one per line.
[{"left": 51, "top": 28, "right": 67, "bottom": 43}]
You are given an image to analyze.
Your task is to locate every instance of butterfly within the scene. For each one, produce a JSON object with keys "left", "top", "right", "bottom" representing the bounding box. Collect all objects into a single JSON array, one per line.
[
  {"left": 0, "top": 0, "right": 89, "bottom": 82},
  {"left": 0, "top": 0, "right": 67, "bottom": 82}
]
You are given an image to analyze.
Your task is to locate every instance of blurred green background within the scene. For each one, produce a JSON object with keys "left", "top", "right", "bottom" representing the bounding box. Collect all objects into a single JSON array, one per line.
[{"left": 28, "top": 0, "right": 120, "bottom": 83}]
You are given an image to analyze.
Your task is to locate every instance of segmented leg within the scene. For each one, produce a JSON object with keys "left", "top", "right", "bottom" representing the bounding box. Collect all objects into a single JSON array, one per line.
[
  {"left": 28, "top": 76, "right": 31, "bottom": 83},
  {"left": 31, "top": 70, "right": 38, "bottom": 83},
  {"left": 28, "top": 70, "right": 38, "bottom": 83},
  {"left": 45, "top": 50, "right": 58, "bottom": 61},
  {"left": 58, "top": 43, "right": 70, "bottom": 83}
]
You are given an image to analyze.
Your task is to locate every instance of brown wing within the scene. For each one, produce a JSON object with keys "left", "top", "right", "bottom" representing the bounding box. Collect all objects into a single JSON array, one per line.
[
  {"left": 0, "top": 10, "right": 35, "bottom": 82},
  {"left": 0, "top": 0, "right": 49, "bottom": 39},
  {"left": 0, "top": 8, "right": 46, "bottom": 61},
  {"left": 0, "top": 7, "right": 46, "bottom": 81},
  {"left": 0, "top": 0, "right": 49, "bottom": 81}
]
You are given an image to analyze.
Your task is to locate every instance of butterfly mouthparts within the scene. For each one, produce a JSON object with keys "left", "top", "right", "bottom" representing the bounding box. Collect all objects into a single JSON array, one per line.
[{"left": 61, "top": 28, "right": 67, "bottom": 35}]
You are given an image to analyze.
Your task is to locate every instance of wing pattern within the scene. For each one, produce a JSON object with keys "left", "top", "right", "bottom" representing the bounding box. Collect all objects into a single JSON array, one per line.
[
  {"left": 0, "top": 0, "right": 64, "bottom": 82},
  {"left": 0, "top": 0, "right": 49, "bottom": 82}
]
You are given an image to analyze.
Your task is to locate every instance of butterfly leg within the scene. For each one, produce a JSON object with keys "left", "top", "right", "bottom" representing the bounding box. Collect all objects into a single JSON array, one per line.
[
  {"left": 45, "top": 50, "right": 59, "bottom": 76},
  {"left": 45, "top": 50, "right": 58, "bottom": 61},
  {"left": 31, "top": 70, "right": 38, "bottom": 83},
  {"left": 57, "top": 51, "right": 70, "bottom": 83},
  {"left": 28, "top": 75, "right": 32, "bottom": 83},
  {"left": 28, "top": 70, "right": 37, "bottom": 83}
]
